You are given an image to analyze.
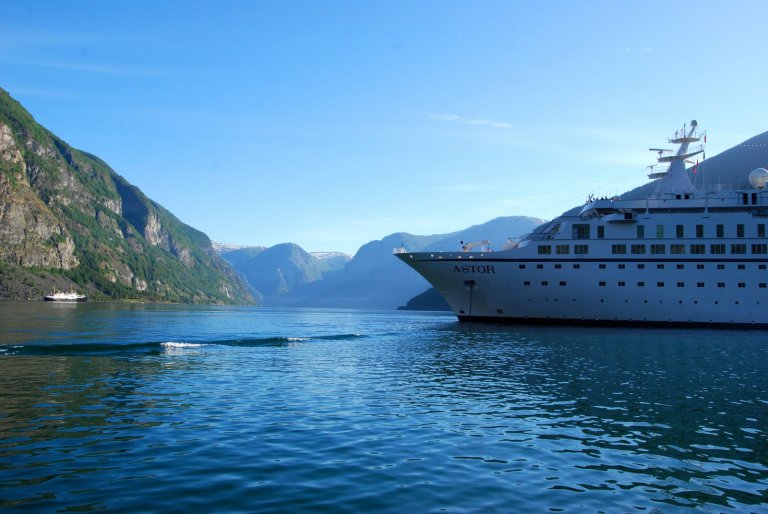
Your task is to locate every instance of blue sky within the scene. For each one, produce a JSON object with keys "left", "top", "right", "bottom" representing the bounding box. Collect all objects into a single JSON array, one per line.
[{"left": 2, "top": 1, "right": 768, "bottom": 255}]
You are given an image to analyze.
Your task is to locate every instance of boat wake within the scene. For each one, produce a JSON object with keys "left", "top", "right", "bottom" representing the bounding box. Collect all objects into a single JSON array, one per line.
[{"left": 0, "top": 333, "right": 366, "bottom": 356}]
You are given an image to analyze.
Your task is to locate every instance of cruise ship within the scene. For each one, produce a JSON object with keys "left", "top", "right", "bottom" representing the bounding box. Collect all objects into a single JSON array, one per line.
[{"left": 395, "top": 121, "right": 768, "bottom": 327}]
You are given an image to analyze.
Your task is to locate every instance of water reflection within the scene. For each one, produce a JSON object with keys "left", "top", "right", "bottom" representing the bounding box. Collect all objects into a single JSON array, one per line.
[
  {"left": 404, "top": 323, "right": 768, "bottom": 509},
  {"left": 0, "top": 306, "right": 766, "bottom": 512}
]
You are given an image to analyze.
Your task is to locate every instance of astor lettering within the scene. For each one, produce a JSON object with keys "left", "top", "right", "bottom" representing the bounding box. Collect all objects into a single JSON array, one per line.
[{"left": 453, "top": 264, "right": 495, "bottom": 274}]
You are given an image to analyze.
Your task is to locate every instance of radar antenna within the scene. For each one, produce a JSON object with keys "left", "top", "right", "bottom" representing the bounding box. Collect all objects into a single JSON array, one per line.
[{"left": 647, "top": 120, "right": 705, "bottom": 183}]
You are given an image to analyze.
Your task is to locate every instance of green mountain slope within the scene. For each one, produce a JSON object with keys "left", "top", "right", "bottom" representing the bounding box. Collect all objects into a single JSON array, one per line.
[{"left": 0, "top": 88, "right": 253, "bottom": 303}]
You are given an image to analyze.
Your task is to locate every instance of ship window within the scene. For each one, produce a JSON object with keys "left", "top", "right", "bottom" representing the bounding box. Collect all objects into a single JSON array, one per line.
[
  {"left": 537, "top": 264, "right": 544, "bottom": 269},
  {"left": 518, "top": 264, "right": 526, "bottom": 269},
  {"left": 760, "top": 283, "right": 767, "bottom": 288},
  {"left": 559, "top": 281, "right": 566, "bottom": 286},
  {"left": 690, "top": 244, "right": 705, "bottom": 254},
  {"left": 752, "top": 192, "right": 758, "bottom": 204},
  {"left": 696, "top": 224, "right": 704, "bottom": 238},
  {"left": 637, "top": 225, "right": 645, "bottom": 239},
  {"left": 657, "top": 282, "right": 665, "bottom": 287},
  {"left": 597, "top": 226, "right": 605, "bottom": 239},
  {"left": 716, "top": 224, "right": 724, "bottom": 238},
  {"left": 731, "top": 244, "right": 747, "bottom": 254},
  {"left": 738, "top": 282, "right": 746, "bottom": 288},
  {"left": 752, "top": 244, "right": 768, "bottom": 254},
  {"left": 738, "top": 264, "right": 746, "bottom": 270},
  {"left": 574, "top": 244, "right": 589, "bottom": 255},
  {"left": 573, "top": 224, "right": 591, "bottom": 239},
  {"left": 524, "top": 281, "right": 531, "bottom": 286},
  {"left": 599, "top": 281, "right": 606, "bottom": 287},
  {"left": 556, "top": 245, "right": 570, "bottom": 255},
  {"left": 670, "top": 244, "right": 685, "bottom": 255},
  {"left": 710, "top": 243, "right": 726, "bottom": 255},
  {"left": 573, "top": 264, "right": 581, "bottom": 269},
  {"left": 651, "top": 244, "right": 665, "bottom": 254},
  {"left": 717, "top": 282, "right": 725, "bottom": 288},
  {"left": 637, "top": 264, "right": 645, "bottom": 269},
  {"left": 697, "top": 264, "right": 705, "bottom": 270},
  {"left": 599, "top": 264, "right": 606, "bottom": 269},
  {"left": 541, "top": 281, "right": 549, "bottom": 286},
  {"left": 618, "top": 264, "right": 626, "bottom": 269},
  {"left": 677, "top": 264, "right": 684, "bottom": 270},
  {"left": 676, "top": 225, "right": 684, "bottom": 238},
  {"left": 697, "top": 282, "right": 704, "bottom": 287},
  {"left": 677, "top": 282, "right": 685, "bottom": 287},
  {"left": 657, "top": 264, "right": 664, "bottom": 269},
  {"left": 759, "top": 224, "right": 766, "bottom": 238},
  {"left": 618, "top": 281, "right": 625, "bottom": 287},
  {"left": 717, "top": 264, "right": 725, "bottom": 270},
  {"left": 742, "top": 193, "right": 749, "bottom": 205},
  {"left": 760, "top": 265, "right": 767, "bottom": 270},
  {"left": 611, "top": 244, "right": 627, "bottom": 255},
  {"left": 656, "top": 225, "right": 664, "bottom": 238},
  {"left": 554, "top": 264, "right": 562, "bottom": 269},
  {"left": 637, "top": 281, "right": 645, "bottom": 287},
  {"left": 737, "top": 224, "right": 745, "bottom": 238},
  {"left": 538, "top": 245, "right": 552, "bottom": 255},
  {"left": 631, "top": 244, "right": 646, "bottom": 254}
]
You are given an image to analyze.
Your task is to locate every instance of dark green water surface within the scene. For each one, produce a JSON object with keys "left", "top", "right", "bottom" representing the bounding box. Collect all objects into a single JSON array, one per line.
[{"left": 0, "top": 302, "right": 766, "bottom": 512}]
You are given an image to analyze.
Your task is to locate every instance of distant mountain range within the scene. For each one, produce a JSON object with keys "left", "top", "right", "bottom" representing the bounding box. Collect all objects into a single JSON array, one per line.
[
  {"left": 217, "top": 244, "right": 350, "bottom": 303},
  {"left": 219, "top": 216, "right": 545, "bottom": 309},
  {"left": 0, "top": 88, "right": 253, "bottom": 303}
]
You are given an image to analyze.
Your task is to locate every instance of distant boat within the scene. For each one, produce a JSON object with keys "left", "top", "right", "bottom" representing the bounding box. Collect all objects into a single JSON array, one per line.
[{"left": 44, "top": 285, "right": 86, "bottom": 303}]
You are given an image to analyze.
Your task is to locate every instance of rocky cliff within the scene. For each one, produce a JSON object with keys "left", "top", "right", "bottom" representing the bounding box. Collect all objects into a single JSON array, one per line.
[{"left": 0, "top": 88, "right": 253, "bottom": 303}]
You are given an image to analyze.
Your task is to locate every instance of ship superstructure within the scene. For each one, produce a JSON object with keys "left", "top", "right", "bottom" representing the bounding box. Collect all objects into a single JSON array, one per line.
[{"left": 395, "top": 121, "right": 768, "bottom": 327}]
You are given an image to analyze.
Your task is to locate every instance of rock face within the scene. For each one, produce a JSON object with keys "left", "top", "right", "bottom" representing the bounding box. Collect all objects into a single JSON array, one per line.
[{"left": 0, "top": 88, "right": 253, "bottom": 304}]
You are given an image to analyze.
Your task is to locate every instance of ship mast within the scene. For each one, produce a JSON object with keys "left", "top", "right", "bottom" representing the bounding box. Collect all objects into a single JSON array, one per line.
[{"left": 648, "top": 120, "right": 705, "bottom": 194}]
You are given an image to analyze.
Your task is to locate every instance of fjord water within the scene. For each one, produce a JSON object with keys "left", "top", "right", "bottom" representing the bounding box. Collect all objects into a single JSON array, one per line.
[{"left": 0, "top": 303, "right": 765, "bottom": 513}]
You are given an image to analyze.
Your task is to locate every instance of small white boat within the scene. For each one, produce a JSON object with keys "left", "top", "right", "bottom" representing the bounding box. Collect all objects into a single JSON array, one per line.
[{"left": 44, "top": 285, "right": 86, "bottom": 302}]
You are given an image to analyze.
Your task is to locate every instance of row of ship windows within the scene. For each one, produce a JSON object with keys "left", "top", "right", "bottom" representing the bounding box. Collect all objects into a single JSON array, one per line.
[
  {"left": 538, "top": 243, "right": 768, "bottom": 255},
  {"left": 572, "top": 223, "right": 766, "bottom": 240},
  {"left": 522, "top": 281, "right": 767, "bottom": 288},
  {"left": 520, "top": 263, "right": 768, "bottom": 270}
]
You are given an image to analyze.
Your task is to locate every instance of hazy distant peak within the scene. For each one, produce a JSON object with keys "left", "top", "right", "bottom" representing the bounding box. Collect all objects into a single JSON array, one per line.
[
  {"left": 212, "top": 242, "right": 252, "bottom": 254},
  {"left": 310, "top": 251, "right": 351, "bottom": 261}
]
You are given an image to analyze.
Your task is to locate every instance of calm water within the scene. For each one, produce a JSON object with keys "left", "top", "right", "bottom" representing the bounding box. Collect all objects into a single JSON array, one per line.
[{"left": 0, "top": 302, "right": 766, "bottom": 513}]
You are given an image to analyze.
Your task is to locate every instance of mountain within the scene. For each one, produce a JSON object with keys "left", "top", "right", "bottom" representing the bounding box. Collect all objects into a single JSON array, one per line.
[
  {"left": 397, "top": 287, "right": 451, "bottom": 311},
  {"left": 0, "top": 88, "right": 253, "bottom": 303},
  {"left": 268, "top": 216, "right": 546, "bottom": 309},
  {"left": 310, "top": 251, "right": 351, "bottom": 272},
  {"left": 219, "top": 243, "right": 350, "bottom": 302}
]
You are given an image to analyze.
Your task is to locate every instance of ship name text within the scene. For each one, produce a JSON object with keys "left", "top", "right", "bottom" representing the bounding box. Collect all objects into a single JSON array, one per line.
[{"left": 453, "top": 264, "right": 496, "bottom": 274}]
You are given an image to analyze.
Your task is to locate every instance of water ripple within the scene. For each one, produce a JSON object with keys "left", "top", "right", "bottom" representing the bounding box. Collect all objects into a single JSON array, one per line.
[{"left": 0, "top": 306, "right": 766, "bottom": 512}]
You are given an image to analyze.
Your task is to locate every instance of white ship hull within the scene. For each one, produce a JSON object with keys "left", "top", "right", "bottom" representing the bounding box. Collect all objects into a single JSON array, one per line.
[{"left": 396, "top": 250, "right": 768, "bottom": 327}]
